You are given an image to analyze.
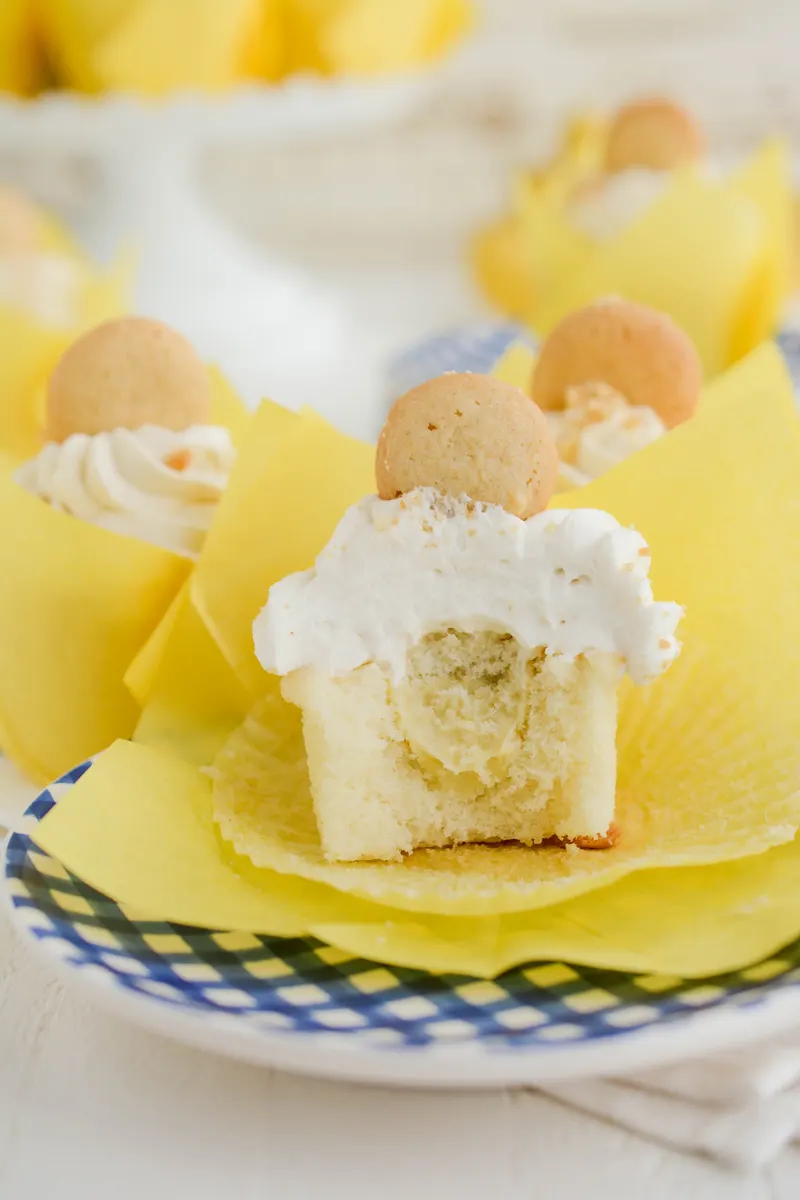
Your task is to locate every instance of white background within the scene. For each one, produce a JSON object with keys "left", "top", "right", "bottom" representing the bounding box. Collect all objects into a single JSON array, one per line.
[{"left": 4, "top": 1, "right": 800, "bottom": 1194}]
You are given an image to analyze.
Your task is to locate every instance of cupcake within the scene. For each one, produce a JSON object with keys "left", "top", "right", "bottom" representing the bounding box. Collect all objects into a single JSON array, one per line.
[
  {"left": 253, "top": 373, "right": 682, "bottom": 863},
  {"left": 0, "top": 315, "right": 245, "bottom": 783},
  {"left": 566, "top": 98, "right": 704, "bottom": 242},
  {"left": 532, "top": 298, "right": 702, "bottom": 488},
  {"left": 474, "top": 97, "right": 793, "bottom": 376},
  {"left": 15, "top": 316, "right": 236, "bottom": 559}
]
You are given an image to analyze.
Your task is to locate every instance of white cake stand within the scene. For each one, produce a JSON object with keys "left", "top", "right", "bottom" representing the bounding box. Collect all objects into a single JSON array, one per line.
[{"left": 0, "top": 75, "right": 439, "bottom": 430}]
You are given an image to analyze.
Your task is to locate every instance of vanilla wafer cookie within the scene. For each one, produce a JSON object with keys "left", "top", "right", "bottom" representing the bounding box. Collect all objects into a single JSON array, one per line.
[
  {"left": 45, "top": 316, "right": 211, "bottom": 443},
  {"left": 376, "top": 373, "right": 558, "bottom": 519},
  {"left": 531, "top": 299, "right": 702, "bottom": 429},
  {"left": 605, "top": 98, "right": 703, "bottom": 173}
]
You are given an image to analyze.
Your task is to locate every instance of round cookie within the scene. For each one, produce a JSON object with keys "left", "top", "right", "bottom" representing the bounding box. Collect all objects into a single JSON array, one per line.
[
  {"left": 0, "top": 184, "right": 41, "bottom": 256},
  {"left": 376, "top": 373, "right": 558, "bottom": 519},
  {"left": 605, "top": 98, "right": 703, "bottom": 173},
  {"left": 530, "top": 299, "right": 702, "bottom": 429},
  {"left": 45, "top": 316, "right": 212, "bottom": 443}
]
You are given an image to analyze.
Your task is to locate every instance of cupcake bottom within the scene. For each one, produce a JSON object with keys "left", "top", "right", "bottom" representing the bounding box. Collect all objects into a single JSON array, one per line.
[{"left": 283, "top": 633, "right": 620, "bottom": 863}]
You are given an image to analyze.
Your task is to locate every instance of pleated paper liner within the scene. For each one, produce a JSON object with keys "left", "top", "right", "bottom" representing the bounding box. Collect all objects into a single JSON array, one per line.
[
  {"left": 37, "top": 0, "right": 473, "bottom": 93},
  {"left": 0, "top": 0, "right": 41, "bottom": 94},
  {"left": 28, "top": 340, "right": 800, "bottom": 975},
  {"left": 0, "top": 366, "right": 248, "bottom": 784},
  {"left": 209, "top": 635, "right": 800, "bottom": 915},
  {"left": 165, "top": 401, "right": 375, "bottom": 698},
  {"left": 30, "top": 738, "right": 800, "bottom": 980},
  {"left": 474, "top": 134, "right": 794, "bottom": 378}
]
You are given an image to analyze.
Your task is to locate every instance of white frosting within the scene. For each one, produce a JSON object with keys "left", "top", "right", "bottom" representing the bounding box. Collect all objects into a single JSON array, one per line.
[
  {"left": 548, "top": 404, "right": 666, "bottom": 487},
  {"left": 0, "top": 253, "right": 81, "bottom": 327},
  {"left": 568, "top": 168, "right": 670, "bottom": 240},
  {"left": 15, "top": 424, "right": 235, "bottom": 558},
  {"left": 255, "top": 489, "right": 682, "bottom": 686}
]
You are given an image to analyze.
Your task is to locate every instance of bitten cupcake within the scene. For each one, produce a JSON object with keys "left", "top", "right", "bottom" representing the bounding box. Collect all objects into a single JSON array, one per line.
[
  {"left": 531, "top": 298, "right": 702, "bottom": 487},
  {"left": 15, "top": 316, "right": 236, "bottom": 558},
  {"left": 254, "top": 373, "right": 681, "bottom": 863}
]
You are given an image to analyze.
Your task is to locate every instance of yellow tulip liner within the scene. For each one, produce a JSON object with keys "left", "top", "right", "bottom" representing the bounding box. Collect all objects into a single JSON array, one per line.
[
  {"left": 474, "top": 125, "right": 796, "bottom": 379},
  {"left": 304, "top": 0, "right": 474, "bottom": 77},
  {"left": 27, "top": 341, "right": 800, "bottom": 979},
  {"left": 36, "top": 0, "right": 473, "bottom": 94},
  {"left": 38, "top": 0, "right": 269, "bottom": 94},
  {"left": 0, "top": 0, "right": 43, "bottom": 94},
  {"left": 0, "top": 364, "right": 248, "bottom": 785}
]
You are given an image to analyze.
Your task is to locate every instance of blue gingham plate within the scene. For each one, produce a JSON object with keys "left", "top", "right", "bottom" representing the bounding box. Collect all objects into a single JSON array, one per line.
[
  {"left": 6, "top": 762, "right": 800, "bottom": 1088},
  {"left": 386, "top": 321, "right": 800, "bottom": 401}
]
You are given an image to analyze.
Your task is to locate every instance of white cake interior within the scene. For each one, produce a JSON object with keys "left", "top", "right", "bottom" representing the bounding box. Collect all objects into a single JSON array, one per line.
[{"left": 282, "top": 629, "right": 620, "bottom": 863}]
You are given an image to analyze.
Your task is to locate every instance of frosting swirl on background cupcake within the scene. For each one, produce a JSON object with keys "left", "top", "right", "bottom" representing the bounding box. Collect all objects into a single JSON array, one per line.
[
  {"left": 546, "top": 382, "right": 667, "bottom": 487},
  {"left": 567, "top": 168, "right": 670, "bottom": 241},
  {"left": 530, "top": 298, "right": 702, "bottom": 489},
  {"left": 16, "top": 424, "right": 235, "bottom": 558}
]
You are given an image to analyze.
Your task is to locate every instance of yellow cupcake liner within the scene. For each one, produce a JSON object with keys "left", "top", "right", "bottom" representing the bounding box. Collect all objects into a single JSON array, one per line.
[
  {"left": 28, "top": 340, "right": 800, "bottom": 976},
  {"left": 307, "top": 0, "right": 474, "bottom": 77},
  {"left": 0, "top": 231, "right": 133, "bottom": 464},
  {"left": 36, "top": 0, "right": 472, "bottom": 93},
  {"left": 31, "top": 735, "right": 800, "bottom": 980},
  {"left": 0, "top": 0, "right": 43, "bottom": 94},
  {"left": 474, "top": 127, "right": 795, "bottom": 378},
  {"left": 38, "top": 0, "right": 268, "bottom": 94},
  {"left": 0, "top": 364, "right": 248, "bottom": 784},
  {"left": 124, "top": 398, "right": 374, "bottom": 748}
]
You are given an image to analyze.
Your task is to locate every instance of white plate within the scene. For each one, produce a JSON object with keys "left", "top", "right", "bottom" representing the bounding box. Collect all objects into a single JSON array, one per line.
[{"left": 7, "top": 761, "right": 800, "bottom": 1089}]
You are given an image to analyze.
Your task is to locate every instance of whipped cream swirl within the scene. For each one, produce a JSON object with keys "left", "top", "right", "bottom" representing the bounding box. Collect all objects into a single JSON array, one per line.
[
  {"left": 547, "top": 382, "right": 667, "bottom": 488},
  {"left": 0, "top": 253, "right": 82, "bottom": 327},
  {"left": 255, "top": 488, "right": 682, "bottom": 686},
  {"left": 16, "top": 424, "right": 235, "bottom": 558},
  {"left": 568, "top": 167, "right": 670, "bottom": 241}
]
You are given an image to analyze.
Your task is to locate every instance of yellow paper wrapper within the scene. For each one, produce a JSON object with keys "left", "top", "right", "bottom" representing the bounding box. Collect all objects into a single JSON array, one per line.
[
  {"left": 40, "top": 0, "right": 470, "bottom": 90},
  {"left": 191, "top": 401, "right": 375, "bottom": 697},
  {"left": 96, "top": 0, "right": 266, "bottom": 95},
  {"left": 0, "top": 242, "right": 132, "bottom": 464},
  {"left": 0, "top": 364, "right": 248, "bottom": 784},
  {"left": 474, "top": 134, "right": 796, "bottom": 378},
  {"left": 31, "top": 737, "right": 800, "bottom": 981},
  {"left": 490, "top": 340, "right": 536, "bottom": 392},
  {"left": 532, "top": 171, "right": 767, "bottom": 379},
  {"left": 285, "top": 0, "right": 471, "bottom": 76},
  {"left": 318, "top": 0, "right": 473, "bottom": 76},
  {"left": 38, "top": 0, "right": 268, "bottom": 93},
  {"left": 125, "top": 399, "right": 374, "bottom": 759},
  {"left": 29, "top": 340, "right": 800, "bottom": 976},
  {"left": 0, "top": 0, "right": 42, "bottom": 94}
]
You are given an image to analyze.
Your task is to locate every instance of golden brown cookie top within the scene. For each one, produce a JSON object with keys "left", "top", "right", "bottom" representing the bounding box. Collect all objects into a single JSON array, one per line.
[
  {"left": 530, "top": 299, "right": 702, "bottom": 430},
  {"left": 45, "top": 316, "right": 212, "bottom": 443},
  {"left": 0, "top": 185, "right": 41, "bottom": 256},
  {"left": 376, "top": 373, "right": 558, "bottom": 520},
  {"left": 605, "top": 98, "right": 704, "bottom": 173}
]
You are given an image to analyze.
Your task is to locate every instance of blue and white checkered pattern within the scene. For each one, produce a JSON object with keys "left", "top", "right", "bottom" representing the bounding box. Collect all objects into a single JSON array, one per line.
[
  {"left": 386, "top": 322, "right": 534, "bottom": 400},
  {"left": 5, "top": 763, "right": 800, "bottom": 1054},
  {"left": 387, "top": 322, "right": 800, "bottom": 404}
]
